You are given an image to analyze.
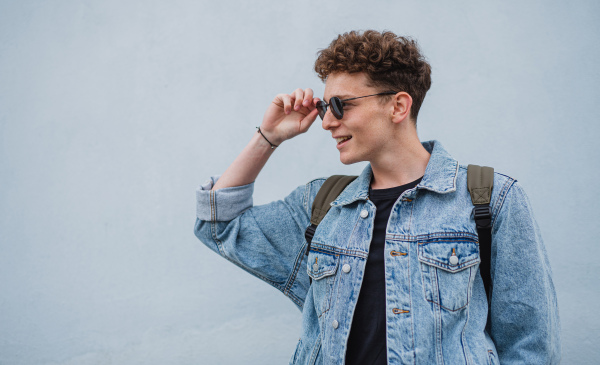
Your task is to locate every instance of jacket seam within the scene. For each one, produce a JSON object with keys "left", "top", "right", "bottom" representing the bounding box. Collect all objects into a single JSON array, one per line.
[
  {"left": 285, "top": 180, "right": 325, "bottom": 309},
  {"left": 487, "top": 177, "right": 516, "bottom": 287},
  {"left": 407, "top": 191, "right": 416, "bottom": 233},
  {"left": 327, "top": 254, "right": 343, "bottom": 320},
  {"left": 433, "top": 267, "right": 444, "bottom": 365},
  {"left": 209, "top": 190, "right": 226, "bottom": 256},
  {"left": 491, "top": 176, "right": 516, "bottom": 226},
  {"left": 309, "top": 333, "right": 322, "bottom": 365},
  {"left": 283, "top": 240, "right": 309, "bottom": 308},
  {"left": 408, "top": 243, "right": 416, "bottom": 364},
  {"left": 419, "top": 256, "right": 480, "bottom": 271},
  {"left": 461, "top": 266, "right": 474, "bottom": 365},
  {"left": 210, "top": 189, "right": 215, "bottom": 222},
  {"left": 309, "top": 242, "right": 369, "bottom": 259},
  {"left": 303, "top": 180, "right": 311, "bottom": 216},
  {"left": 388, "top": 232, "right": 479, "bottom": 241},
  {"left": 305, "top": 177, "right": 327, "bottom": 217},
  {"left": 426, "top": 299, "right": 470, "bottom": 312}
]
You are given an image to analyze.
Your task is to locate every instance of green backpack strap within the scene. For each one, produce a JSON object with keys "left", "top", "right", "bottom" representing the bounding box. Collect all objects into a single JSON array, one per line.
[
  {"left": 467, "top": 164, "right": 494, "bottom": 302},
  {"left": 467, "top": 164, "right": 494, "bottom": 205},
  {"left": 305, "top": 175, "right": 358, "bottom": 256}
]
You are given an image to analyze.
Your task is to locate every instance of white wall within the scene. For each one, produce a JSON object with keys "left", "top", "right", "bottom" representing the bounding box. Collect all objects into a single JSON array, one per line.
[{"left": 1, "top": 0, "right": 598, "bottom": 363}]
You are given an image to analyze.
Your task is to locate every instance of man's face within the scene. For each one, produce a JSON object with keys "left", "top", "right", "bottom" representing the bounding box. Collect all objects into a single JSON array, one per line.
[{"left": 322, "top": 72, "right": 395, "bottom": 165}]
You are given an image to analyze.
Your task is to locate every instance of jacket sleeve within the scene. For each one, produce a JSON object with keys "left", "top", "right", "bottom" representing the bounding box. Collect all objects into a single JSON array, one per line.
[
  {"left": 490, "top": 180, "right": 561, "bottom": 364},
  {"left": 193, "top": 175, "right": 325, "bottom": 310}
]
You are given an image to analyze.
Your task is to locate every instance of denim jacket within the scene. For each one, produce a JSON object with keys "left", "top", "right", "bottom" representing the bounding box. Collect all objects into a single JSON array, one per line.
[{"left": 194, "top": 140, "right": 560, "bottom": 365}]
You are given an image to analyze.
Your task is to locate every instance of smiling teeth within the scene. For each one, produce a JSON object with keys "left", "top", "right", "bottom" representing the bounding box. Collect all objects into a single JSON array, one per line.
[{"left": 336, "top": 136, "right": 352, "bottom": 143}]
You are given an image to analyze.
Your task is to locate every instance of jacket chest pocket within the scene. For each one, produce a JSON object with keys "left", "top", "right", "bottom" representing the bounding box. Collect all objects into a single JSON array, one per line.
[
  {"left": 307, "top": 251, "right": 339, "bottom": 317},
  {"left": 418, "top": 237, "right": 480, "bottom": 311}
]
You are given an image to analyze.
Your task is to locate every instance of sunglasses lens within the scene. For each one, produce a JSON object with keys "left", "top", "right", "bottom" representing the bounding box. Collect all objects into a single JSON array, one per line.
[
  {"left": 316, "top": 101, "right": 327, "bottom": 120},
  {"left": 330, "top": 97, "right": 344, "bottom": 119}
]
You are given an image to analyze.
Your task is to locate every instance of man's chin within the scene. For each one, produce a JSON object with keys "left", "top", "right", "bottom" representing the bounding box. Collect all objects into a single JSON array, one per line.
[{"left": 339, "top": 154, "right": 360, "bottom": 165}]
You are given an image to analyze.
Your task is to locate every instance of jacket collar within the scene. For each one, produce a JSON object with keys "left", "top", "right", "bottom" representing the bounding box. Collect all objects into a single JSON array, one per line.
[{"left": 331, "top": 140, "right": 458, "bottom": 207}]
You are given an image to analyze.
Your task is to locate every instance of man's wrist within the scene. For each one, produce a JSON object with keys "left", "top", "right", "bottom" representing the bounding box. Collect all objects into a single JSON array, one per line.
[
  {"left": 256, "top": 127, "right": 279, "bottom": 149},
  {"left": 250, "top": 129, "right": 278, "bottom": 153}
]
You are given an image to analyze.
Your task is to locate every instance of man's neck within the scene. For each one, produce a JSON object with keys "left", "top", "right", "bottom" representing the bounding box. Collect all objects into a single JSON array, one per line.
[{"left": 369, "top": 135, "right": 430, "bottom": 190}]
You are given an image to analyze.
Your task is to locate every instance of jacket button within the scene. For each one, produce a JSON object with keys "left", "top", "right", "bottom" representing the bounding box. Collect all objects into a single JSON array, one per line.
[
  {"left": 342, "top": 264, "right": 351, "bottom": 273},
  {"left": 332, "top": 320, "right": 339, "bottom": 329},
  {"left": 313, "top": 263, "right": 319, "bottom": 271},
  {"left": 449, "top": 254, "right": 459, "bottom": 265},
  {"left": 360, "top": 210, "right": 369, "bottom": 218}
]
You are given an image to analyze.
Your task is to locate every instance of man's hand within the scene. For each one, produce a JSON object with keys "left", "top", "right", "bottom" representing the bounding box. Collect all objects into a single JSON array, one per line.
[{"left": 260, "top": 88, "right": 320, "bottom": 146}]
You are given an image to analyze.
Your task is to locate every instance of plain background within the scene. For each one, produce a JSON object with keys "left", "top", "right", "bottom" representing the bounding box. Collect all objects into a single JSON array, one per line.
[{"left": 1, "top": 0, "right": 598, "bottom": 364}]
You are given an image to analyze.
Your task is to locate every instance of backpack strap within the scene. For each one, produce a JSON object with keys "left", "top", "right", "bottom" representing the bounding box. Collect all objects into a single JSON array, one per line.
[
  {"left": 467, "top": 164, "right": 494, "bottom": 302},
  {"left": 305, "top": 175, "right": 358, "bottom": 256}
]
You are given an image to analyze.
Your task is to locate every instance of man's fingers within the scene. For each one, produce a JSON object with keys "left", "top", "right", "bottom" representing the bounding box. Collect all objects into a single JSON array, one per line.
[
  {"left": 275, "top": 90, "right": 316, "bottom": 115},
  {"left": 303, "top": 88, "right": 314, "bottom": 107},
  {"left": 309, "top": 97, "right": 320, "bottom": 110},
  {"left": 300, "top": 107, "right": 320, "bottom": 132},
  {"left": 292, "top": 88, "right": 305, "bottom": 111},
  {"left": 280, "top": 94, "right": 293, "bottom": 114}
]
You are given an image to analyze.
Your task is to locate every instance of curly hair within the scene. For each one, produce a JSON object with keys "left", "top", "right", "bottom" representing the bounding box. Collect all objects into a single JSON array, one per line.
[{"left": 314, "top": 30, "right": 432, "bottom": 122}]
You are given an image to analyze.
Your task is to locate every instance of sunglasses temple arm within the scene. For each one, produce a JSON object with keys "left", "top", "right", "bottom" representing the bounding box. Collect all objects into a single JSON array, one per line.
[{"left": 342, "top": 92, "right": 397, "bottom": 102}]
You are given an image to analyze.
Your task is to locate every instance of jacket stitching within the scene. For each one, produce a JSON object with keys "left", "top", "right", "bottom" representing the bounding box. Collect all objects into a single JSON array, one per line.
[
  {"left": 433, "top": 268, "right": 445, "bottom": 365},
  {"left": 283, "top": 241, "right": 308, "bottom": 307},
  {"left": 462, "top": 267, "right": 474, "bottom": 365},
  {"left": 419, "top": 256, "right": 480, "bottom": 271},
  {"left": 426, "top": 298, "right": 470, "bottom": 312},
  {"left": 491, "top": 177, "right": 516, "bottom": 226},
  {"left": 388, "top": 232, "right": 479, "bottom": 241},
  {"left": 326, "top": 257, "right": 343, "bottom": 320},
  {"left": 309, "top": 333, "right": 322, "bottom": 365},
  {"left": 282, "top": 182, "right": 313, "bottom": 303},
  {"left": 408, "top": 193, "right": 415, "bottom": 233},
  {"left": 489, "top": 177, "right": 516, "bottom": 283},
  {"left": 303, "top": 180, "right": 311, "bottom": 216},
  {"left": 209, "top": 190, "right": 226, "bottom": 257},
  {"left": 416, "top": 238, "right": 478, "bottom": 244},
  {"left": 408, "top": 245, "right": 416, "bottom": 364},
  {"left": 309, "top": 243, "right": 369, "bottom": 259}
]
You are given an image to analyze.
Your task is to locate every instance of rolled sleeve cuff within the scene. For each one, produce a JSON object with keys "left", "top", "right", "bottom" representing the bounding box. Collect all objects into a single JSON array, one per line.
[{"left": 196, "top": 175, "right": 254, "bottom": 221}]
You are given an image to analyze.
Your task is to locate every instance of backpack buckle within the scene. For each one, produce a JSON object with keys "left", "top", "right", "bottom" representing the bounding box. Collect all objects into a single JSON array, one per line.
[
  {"left": 304, "top": 224, "right": 317, "bottom": 256},
  {"left": 472, "top": 205, "right": 492, "bottom": 229}
]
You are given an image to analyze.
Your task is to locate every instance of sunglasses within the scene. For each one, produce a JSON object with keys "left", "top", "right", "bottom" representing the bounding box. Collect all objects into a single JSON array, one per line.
[{"left": 316, "top": 92, "right": 397, "bottom": 120}]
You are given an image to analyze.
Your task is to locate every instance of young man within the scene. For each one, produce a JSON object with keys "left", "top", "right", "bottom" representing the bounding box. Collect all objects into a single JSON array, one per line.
[{"left": 194, "top": 30, "right": 560, "bottom": 364}]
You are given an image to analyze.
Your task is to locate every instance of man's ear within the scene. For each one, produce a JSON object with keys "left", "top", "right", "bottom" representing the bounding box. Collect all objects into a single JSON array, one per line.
[{"left": 391, "top": 92, "right": 412, "bottom": 124}]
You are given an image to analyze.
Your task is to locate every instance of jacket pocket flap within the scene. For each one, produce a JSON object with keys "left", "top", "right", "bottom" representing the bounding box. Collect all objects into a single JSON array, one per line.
[
  {"left": 418, "top": 238, "right": 480, "bottom": 273},
  {"left": 307, "top": 251, "right": 339, "bottom": 280}
]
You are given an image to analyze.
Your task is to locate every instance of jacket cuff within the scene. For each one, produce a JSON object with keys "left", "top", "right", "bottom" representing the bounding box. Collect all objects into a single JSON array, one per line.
[{"left": 196, "top": 175, "right": 254, "bottom": 221}]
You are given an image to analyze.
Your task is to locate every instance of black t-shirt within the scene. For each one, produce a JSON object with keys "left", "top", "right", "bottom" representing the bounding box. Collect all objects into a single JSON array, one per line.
[{"left": 345, "top": 176, "right": 423, "bottom": 365}]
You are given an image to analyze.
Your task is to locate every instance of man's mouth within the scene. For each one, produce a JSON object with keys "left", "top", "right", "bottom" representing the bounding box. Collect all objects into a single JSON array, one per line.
[{"left": 335, "top": 136, "right": 352, "bottom": 144}]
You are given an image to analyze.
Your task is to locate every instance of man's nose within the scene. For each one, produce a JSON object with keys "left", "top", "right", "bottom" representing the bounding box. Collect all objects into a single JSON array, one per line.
[{"left": 321, "top": 109, "right": 341, "bottom": 130}]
